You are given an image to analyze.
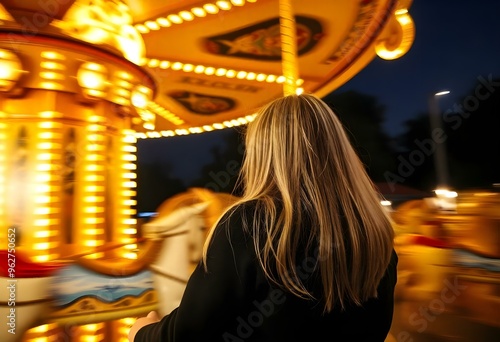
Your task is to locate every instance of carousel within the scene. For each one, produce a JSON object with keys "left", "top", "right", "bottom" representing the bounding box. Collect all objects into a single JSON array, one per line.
[{"left": 0, "top": 0, "right": 434, "bottom": 341}]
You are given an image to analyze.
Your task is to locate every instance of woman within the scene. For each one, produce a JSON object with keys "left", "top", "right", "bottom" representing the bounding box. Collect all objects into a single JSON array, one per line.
[{"left": 129, "top": 93, "right": 397, "bottom": 341}]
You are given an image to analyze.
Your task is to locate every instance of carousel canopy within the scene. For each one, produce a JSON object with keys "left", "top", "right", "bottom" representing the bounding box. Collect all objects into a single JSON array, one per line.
[{"left": 0, "top": 0, "right": 414, "bottom": 137}]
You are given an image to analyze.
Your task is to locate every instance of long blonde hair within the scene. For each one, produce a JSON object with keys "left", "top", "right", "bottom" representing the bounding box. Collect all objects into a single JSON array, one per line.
[{"left": 203, "top": 93, "right": 394, "bottom": 312}]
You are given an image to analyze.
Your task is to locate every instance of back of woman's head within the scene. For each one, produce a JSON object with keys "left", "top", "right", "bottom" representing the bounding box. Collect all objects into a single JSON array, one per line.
[
  {"left": 212, "top": 93, "right": 394, "bottom": 312},
  {"left": 243, "top": 93, "right": 366, "bottom": 199}
]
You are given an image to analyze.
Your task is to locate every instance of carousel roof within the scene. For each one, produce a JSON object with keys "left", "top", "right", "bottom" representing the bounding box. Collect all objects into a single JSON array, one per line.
[{"left": 0, "top": 0, "right": 415, "bottom": 138}]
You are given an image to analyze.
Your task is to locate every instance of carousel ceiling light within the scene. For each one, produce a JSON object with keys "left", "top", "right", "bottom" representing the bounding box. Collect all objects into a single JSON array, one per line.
[
  {"left": 77, "top": 62, "right": 109, "bottom": 98},
  {"left": 203, "top": 4, "right": 219, "bottom": 14},
  {"left": 167, "top": 14, "right": 183, "bottom": 24},
  {"left": 0, "top": 48, "right": 24, "bottom": 92},
  {"left": 179, "top": 11, "right": 195, "bottom": 21},
  {"left": 191, "top": 7, "right": 207, "bottom": 17},
  {"left": 131, "top": 85, "right": 152, "bottom": 109},
  {"left": 156, "top": 17, "right": 172, "bottom": 27},
  {"left": 231, "top": 0, "right": 247, "bottom": 4},
  {"left": 135, "top": 24, "right": 149, "bottom": 34},
  {"left": 144, "top": 21, "right": 160, "bottom": 30},
  {"left": 216, "top": 1, "right": 232, "bottom": 10}
]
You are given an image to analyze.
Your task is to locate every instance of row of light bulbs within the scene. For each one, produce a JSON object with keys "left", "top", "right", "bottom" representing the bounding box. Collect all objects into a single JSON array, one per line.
[{"left": 134, "top": 0, "right": 257, "bottom": 34}]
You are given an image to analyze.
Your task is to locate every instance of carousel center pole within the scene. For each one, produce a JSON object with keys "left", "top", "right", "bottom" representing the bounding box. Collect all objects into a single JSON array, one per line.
[{"left": 279, "top": 0, "right": 299, "bottom": 96}]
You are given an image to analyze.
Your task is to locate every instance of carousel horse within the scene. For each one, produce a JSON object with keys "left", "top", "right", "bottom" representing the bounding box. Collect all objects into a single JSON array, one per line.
[{"left": 0, "top": 188, "right": 239, "bottom": 341}]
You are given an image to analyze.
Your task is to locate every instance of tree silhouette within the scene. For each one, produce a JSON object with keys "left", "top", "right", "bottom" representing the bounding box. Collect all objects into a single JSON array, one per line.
[
  {"left": 189, "top": 127, "right": 245, "bottom": 196},
  {"left": 323, "top": 90, "right": 397, "bottom": 182},
  {"left": 396, "top": 76, "right": 500, "bottom": 190},
  {"left": 136, "top": 161, "right": 187, "bottom": 212}
]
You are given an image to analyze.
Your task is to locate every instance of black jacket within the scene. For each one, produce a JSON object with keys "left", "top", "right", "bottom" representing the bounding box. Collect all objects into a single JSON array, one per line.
[{"left": 135, "top": 203, "right": 398, "bottom": 342}]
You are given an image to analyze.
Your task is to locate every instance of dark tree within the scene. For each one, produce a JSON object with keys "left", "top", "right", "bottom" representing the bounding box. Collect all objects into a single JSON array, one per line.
[
  {"left": 136, "top": 161, "right": 187, "bottom": 212},
  {"left": 323, "top": 90, "right": 397, "bottom": 182},
  {"left": 189, "top": 127, "right": 245, "bottom": 196},
  {"left": 396, "top": 76, "right": 500, "bottom": 190}
]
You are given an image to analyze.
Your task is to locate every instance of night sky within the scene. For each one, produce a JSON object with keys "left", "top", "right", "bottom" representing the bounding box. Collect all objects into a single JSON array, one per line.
[{"left": 137, "top": 0, "right": 500, "bottom": 186}]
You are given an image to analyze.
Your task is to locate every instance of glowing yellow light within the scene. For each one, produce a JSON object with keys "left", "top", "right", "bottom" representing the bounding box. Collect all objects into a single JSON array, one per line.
[
  {"left": 231, "top": 0, "right": 246, "bottom": 4},
  {"left": 204, "top": 4, "right": 219, "bottom": 14},
  {"left": 194, "top": 65, "right": 205, "bottom": 73},
  {"left": 167, "top": 14, "right": 183, "bottom": 24},
  {"left": 135, "top": 24, "right": 149, "bottom": 33},
  {"left": 77, "top": 62, "right": 109, "bottom": 92},
  {"left": 34, "top": 242, "right": 50, "bottom": 250},
  {"left": 215, "top": 68, "right": 227, "bottom": 76},
  {"left": 34, "top": 230, "right": 52, "bottom": 238},
  {"left": 226, "top": 70, "right": 236, "bottom": 78},
  {"left": 40, "top": 61, "right": 65, "bottom": 70},
  {"left": 145, "top": 20, "right": 160, "bottom": 30},
  {"left": 172, "top": 62, "right": 183, "bottom": 70},
  {"left": 256, "top": 73, "right": 267, "bottom": 81},
  {"left": 147, "top": 59, "right": 160, "bottom": 68},
  {"left": 83, "top": 228, "right": 104, "bottom": 235},
  {"left": 182, "top": 64, "right": 194, "bottom": 72},
  {"left": 123, "top": 228, "right": 137, "bottom": 235},
  {"left": 122, "top": 181, "right": 137, "bottom": 188},
  {"left": 246, "top": 72, "right": 256, "bottom": 80},
  {"left": 41, "top": 51, "right": 65, "bottom": 60},
  {"left": 204, "top": 67, "right": 215, "bottom": 75},
  {"left": 266, "top": 75, "right": 277, "bottom": 82},
  {"left": 157, "top": 17, "right": 171, "bottom": 27},
  {"left": 159, "top": 60, "right": 170, "bottom": 69},
  {"left": 84, "top": 207, "right": 104, "bottom": 213},
  {"left": 179, "top": 11, "right": 195, "bottom": 21},
  {"left": 191, "top": 7, "right": 207, "bottom": 17},
  {"left": 236, "top": 71, "right": 247, "bottom": 79},
  {"left": 216, "top": 1, "right": 232, "bottom": 10}
]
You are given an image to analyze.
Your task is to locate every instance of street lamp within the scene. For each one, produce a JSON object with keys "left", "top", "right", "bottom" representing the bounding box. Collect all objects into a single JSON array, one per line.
[{"left": 428, "top": 90, "right": 451, "bottom": 190}]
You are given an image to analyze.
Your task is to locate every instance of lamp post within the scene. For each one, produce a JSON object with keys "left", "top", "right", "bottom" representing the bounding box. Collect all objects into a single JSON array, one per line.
[{"left": 428, "top": 90, "right": 450, "bottom": 190}]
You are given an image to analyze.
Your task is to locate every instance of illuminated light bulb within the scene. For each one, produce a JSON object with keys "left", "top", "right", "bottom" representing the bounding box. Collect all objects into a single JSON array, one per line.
[
  {"left": 145, "top": 21, "right": 160, "bottom": 30},
  {"left": 194, "top": 65, "right": 205, "bottom": 73},
  {"left": 147, "top": 59, "right": 160, "bottom": 67},
  {"left": 215, "top": 68, "right": 227, "bottom": 76},
  {"left": 135, "top": 24, "right": 149, "bottom": 33},
  {"left": 40, "top": 51, "right": 65, "bottom": 60},
  {"left": 159, "top": 60, "right": 171, "bottom": 69},
  {"left": 171, "top": 62, "right": 183, "bottom": 70},
  {"left": 231, "top": 0, "right": 246, "bottom": 5},
  {"left": 216, "top": 1, "right": 232, "bottom": 10},
  {"left": 246, "top": 72, "right": 256, "bottom": 80},
  {"left": 204, "top": 67, "right": 215, "bottom": 75},
  {"left": 191, "top": 7, "right": 207, "bottom": 17},
  {"left": 182, "top": 64, "right": 194, "bottom": 72},
  {"left": 226, "top": 70, "right": 236, "bottom": 78},
  {"left": 157, "top": 17, "right": 171, "bottom": 27},
  {"left": 179, "top": 11, "right": 195, "bottom": 21},
  {"left": 203, "top": 4, "right": 219, "bottom": 14},
  {"left": 0, "top": 48, "right": 23, "bottom": 91},
  {"left": 266, "top": 75, "right": 276, "bottom": 82},
  {"left": 167, "top": 14, "right": 183, "bottom": 24},
  {"left": 236, "top": 71, "right": 247, "bottom": 79},
  {"left": 256, "top": 73, "right": 266, "bottom": 81},
  {"left": 39, "top": 71, "right": 65, "bottom": 80},
  {"left": 77, "top": 62, "right": 109, "bottom": 94},
  {"left": 40, "top": 61, "right": 65, "bottom": 70},
  {"left": 131, "top": 85, "right": 152, "bottom": 109},
  {"left": 276, "top": 75, "right": 286, "bottom": 83}
]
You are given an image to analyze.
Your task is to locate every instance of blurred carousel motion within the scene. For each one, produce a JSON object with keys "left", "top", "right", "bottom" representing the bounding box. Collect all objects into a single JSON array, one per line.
[
  {"left": 390, "top": 189, "right": 500, "bottom": 341},
  {"left": 0, "top": 0, "right": 415, "bottom": 340}
]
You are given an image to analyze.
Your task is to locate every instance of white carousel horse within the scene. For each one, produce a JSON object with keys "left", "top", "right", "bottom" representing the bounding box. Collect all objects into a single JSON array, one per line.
[
  {"left": 141, "top": 201, "right": 209, "bottom": 316},
  {"left": 0, "top": 201, "right": 211, "bottom": 341}
]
